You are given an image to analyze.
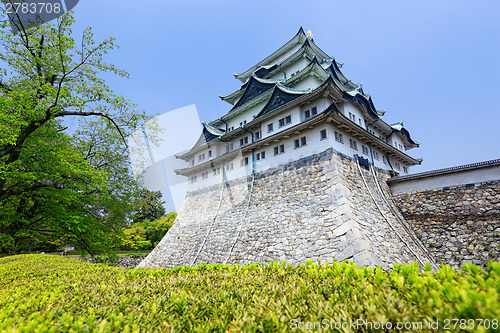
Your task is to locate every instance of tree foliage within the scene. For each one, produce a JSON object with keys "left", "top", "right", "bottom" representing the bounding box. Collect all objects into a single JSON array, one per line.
[
  {"left": 130, "top": 189, "right": 166, "bottom": 224},
  {"left": 0, "top": 14, "right": 150, "bottom": 255},
  {"left": 120, "top": 212, "right": 176, "bottom": 251}
]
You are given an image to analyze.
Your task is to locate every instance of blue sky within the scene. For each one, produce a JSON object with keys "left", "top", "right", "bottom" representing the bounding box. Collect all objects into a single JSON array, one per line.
[{"left": 68, "top": 0, "right": 499, "bottom": 174}]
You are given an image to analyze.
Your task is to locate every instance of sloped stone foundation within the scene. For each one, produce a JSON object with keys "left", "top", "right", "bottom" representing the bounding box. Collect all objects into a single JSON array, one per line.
[{"left": 138, "top": 149, "right": 433, "bottom": 269}]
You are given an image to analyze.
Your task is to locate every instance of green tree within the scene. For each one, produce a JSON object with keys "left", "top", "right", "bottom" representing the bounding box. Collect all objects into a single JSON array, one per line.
[
  {"left": 131, "top": 189, "right": 166, "bottom": 224},
  {"left": 0, "top": 14, "right": 150, "bottom": 255},
  {"left": 119, "top": 212, "right": 176, "bottom": 251},
  {"left": 121, "top": 224, "right": 151, "bottom": 251}
]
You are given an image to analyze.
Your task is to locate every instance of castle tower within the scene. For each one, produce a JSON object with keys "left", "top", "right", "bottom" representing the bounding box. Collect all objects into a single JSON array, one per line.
[{"left": 138, "top": 28, "right": 435, "bottom": 269}]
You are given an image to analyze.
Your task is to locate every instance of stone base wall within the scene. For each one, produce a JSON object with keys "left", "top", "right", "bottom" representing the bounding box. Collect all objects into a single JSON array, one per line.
[
  {"left": 391, "top": 180, "right": 500, "bottom": 268},
  {"left": 139, "top": 149, "right": 433, "bottom": 269}
]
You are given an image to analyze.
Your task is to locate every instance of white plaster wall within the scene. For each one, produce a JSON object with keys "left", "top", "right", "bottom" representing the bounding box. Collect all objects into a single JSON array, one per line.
[
  {"left": 292, "top": 75, "right": 323, "bottom": 91},
  {"left": 279, "top": 57, "right": 310, "bottom": 80},
  {"left": 371, "top": 147, "right": 388, "bottom": 170},
  {"left": 260, "top": 105, "right": 301, "bottom": 140},
  {"left": 390, "top": 134, "right": 405, "bottom": 152},
  {"left": 186, "top": 123, "right": 401, "bottom": 190},
  {"left": 343, "top": 103, "right": 366, "bottom": 129},
  {"left": 299, "top": 97, "right": 330, "bottom": 119},
  {"left": 253, "top": 127, "right": 334, "bottom": 173},
  {"left": 226, "top": 100, "right": 267, "bottom": 130},
  {"left": 389, "top": 165, "right": 500, "bottom": 194},
  {"left": 324, "top": 123, "right": 392, "bottom": 172}
]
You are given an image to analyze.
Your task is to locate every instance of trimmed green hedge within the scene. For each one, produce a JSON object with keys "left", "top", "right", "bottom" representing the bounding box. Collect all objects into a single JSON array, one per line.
[{"left": 0, "top": 255, "right": 498, "bottom": 332}]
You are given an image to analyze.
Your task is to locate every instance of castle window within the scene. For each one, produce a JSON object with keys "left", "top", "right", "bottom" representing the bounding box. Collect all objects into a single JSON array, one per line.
[
  {"left": 240, "top": 138, "right": 244, "bottom": 146},
  {"left": 383, "top": 156, "right": 386, "bottom": 164},
  {"left": 202, "top": 172, "right": 208, "bottom": 179},
  {"left": 358, "top": 119, "right": 362, "bottom": 126},
  {"left": 198, "top": 153, "right": 205, "bottom": 161},
  {"left": 292, "top": 136, "right": 307, "bottom": 148},
  {"left": 213, "top": 168, "right": 220, "bottom": 176},
  {"left": 399, "top": 144, "right": 403, "bottom": 151},
  {"left": 190, "top": 176, "right": 197, "bottom": 183},
  {"left": 226, "top": 142, "right": 233, "bottom": 152},
  {"left": 231, "top": 126, "right": 234, "bottom": 131},
  {"left": 239, "top": 120, "right": 247, "bottom": 127},
  {"left": 403, "top": 166, "right": 408, "bottom": 173},
  {"left": 191, "top": 159, "right": 194, "bottom": 166},
  {"left": 208, "top": 150, "right": 212, "bottom": 158},
  {"left": 374, "top": 152, "right": 380, "bottom": 160},
  {"left": 279, "top": 115, "right": 292, "bottom": 127},
  {"left": 335, "top": 131, "right": 343, "bottom": 143},
  {"left": 362, "top": 145, "right": 369, "bottom": 155},
  {"left": 267, "top": 123, "right": 273, "bottom": 132},
  {"left": 261, "top": 151, "right": 266, "bottom": 159},
  {"left": 240, "top": 136, "right": 249, "bottom": 146},
  {"left": 395, "top": 162, "right": 401, "bottom": 170},
  {"left": 274, "top": 144, "right": 285, "bottom": 155},
  {"left": 241, "top": 157, "right": 249, "bottom": 166},
  {"left": 320, "top": 129, "right": 327, "bottom": 140},
  {"left": 255, "top": 131, "right": 261, "bottom": 140},
  {"left": 304, "top": 109, "right": 310, "bottom": 119},
  {"left": 226, "top": 162, "right": 233, "bottom": 171},
  {"left": 349, "top": 139, "right": 358, "bottom": 150},
  {"left": 256, "top": 152, "right": 260, "bottom": 160},
  {"left": 311, "top": 107, "right": 317, "bottom": 116}
]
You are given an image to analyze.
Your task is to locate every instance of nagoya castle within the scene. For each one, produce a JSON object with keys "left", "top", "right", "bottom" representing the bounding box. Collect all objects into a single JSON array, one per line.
[{"left": 139, "top": 28, "right": 436, "bottom": 270}]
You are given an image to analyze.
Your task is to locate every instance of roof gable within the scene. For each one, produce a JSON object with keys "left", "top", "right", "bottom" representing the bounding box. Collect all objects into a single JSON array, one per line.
[
  {"left": 256, "top": 84, "right": 306, "bottom": 118},
  {"left": 230, "top": 75, "right": 275, "bottom": 111}
]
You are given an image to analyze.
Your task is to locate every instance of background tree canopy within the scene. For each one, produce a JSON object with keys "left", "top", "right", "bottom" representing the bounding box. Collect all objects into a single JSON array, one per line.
[{"left": 0, "top": 14, "right": 163, "bottom": 255}]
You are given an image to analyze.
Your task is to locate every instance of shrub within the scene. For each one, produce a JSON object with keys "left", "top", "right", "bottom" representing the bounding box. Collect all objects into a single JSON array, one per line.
[{"left": 0, "top": 255, "right": 498, "bottom": 332}]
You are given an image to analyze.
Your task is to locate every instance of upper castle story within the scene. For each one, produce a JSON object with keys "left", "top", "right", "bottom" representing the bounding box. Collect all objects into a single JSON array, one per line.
[{"left": 175, "top": 28, "right": 422, "bottom": 189}]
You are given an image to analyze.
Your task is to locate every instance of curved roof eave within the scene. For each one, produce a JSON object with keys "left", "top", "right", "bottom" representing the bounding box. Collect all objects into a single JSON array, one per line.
[
  {"left": 390, "top": 122, "right": 418, "bottom": 147},
  {"left": 202, "top": 122, "right": 225, "bottom": 142},
  {"left": 342, "top": 90, "right": 381, "bottom": 120},
  {"left": 219, "top": 89, "right": 243, "bottom": 105},
  {"left": 308, "top": 38, "right": 331, "bottom": 61}
]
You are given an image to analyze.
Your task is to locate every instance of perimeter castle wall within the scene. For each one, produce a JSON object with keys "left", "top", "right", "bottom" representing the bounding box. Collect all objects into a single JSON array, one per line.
[
  {"left": 139, "top": 149, "right": 433, "bottom": 270},
  {"left": 388, "top": 160, "right": 500, "bottom": 268}
]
